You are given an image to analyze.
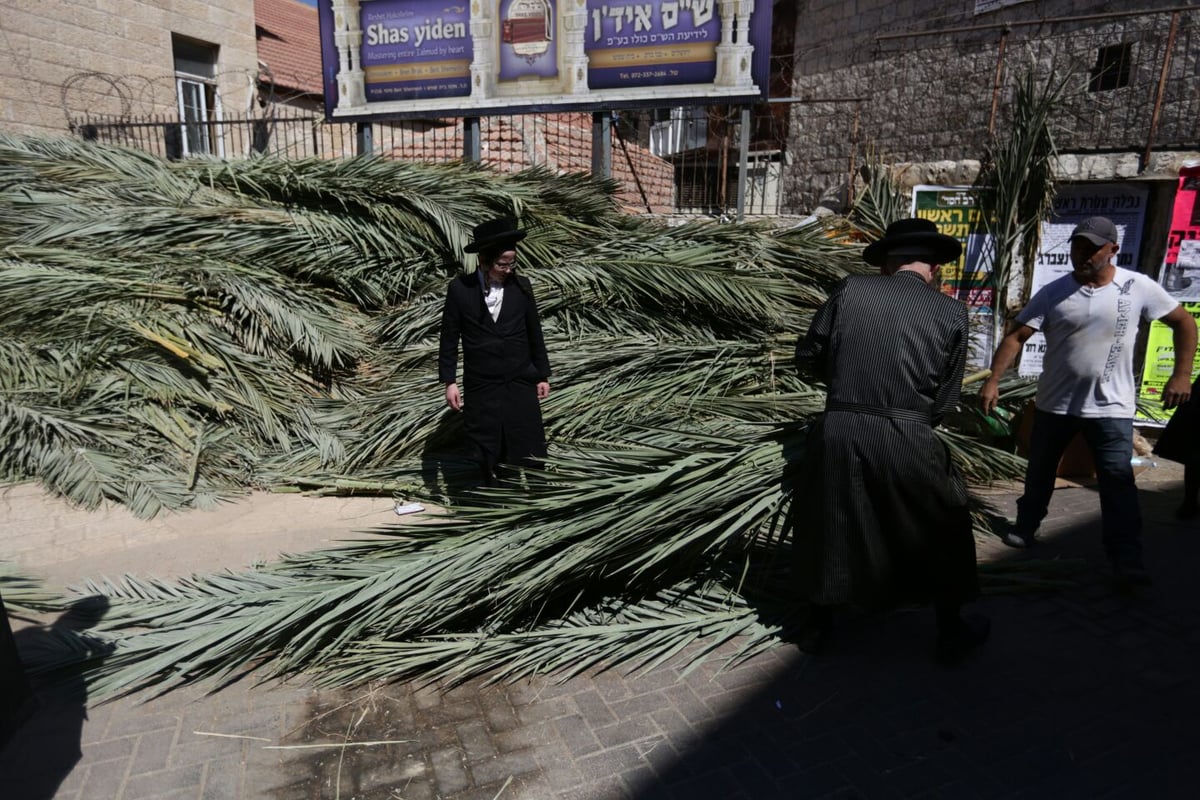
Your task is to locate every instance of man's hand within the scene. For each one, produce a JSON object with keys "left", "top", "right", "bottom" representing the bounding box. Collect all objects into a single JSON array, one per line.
[
  {"left": 1162, "top": 374, "right": 1192, "bottom": 409},
  {"left": 979, "top": 378, "right": 1001, "bottom": 415},
  {"left": 536, "top": 381, "right": 550, "bottom": 400},
  {"left": 445, "top": 382, "right": 463, "bottom": 411}
]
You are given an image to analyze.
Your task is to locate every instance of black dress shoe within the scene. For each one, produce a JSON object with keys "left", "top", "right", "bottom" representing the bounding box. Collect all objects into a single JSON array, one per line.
[
  {"left": 936, "top": 614, "right": 991, "bottom": 664},
  {"left": 1112, "top": 564, "right": 1153, "bottom": 591},
  {"left": 796, "top": 605, "right": 833, "bottom": 654}
]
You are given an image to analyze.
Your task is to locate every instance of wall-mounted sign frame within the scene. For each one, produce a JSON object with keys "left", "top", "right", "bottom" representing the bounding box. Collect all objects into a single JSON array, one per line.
[{"left": 318, "top": 0, "right": 772, "bottom": 121}]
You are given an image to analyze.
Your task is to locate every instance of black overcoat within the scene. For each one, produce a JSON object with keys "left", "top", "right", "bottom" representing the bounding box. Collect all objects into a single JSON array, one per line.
[
  {"left": 793, "top": 271, "right": 978, "bottom": 608},
  {"left": 438, "top": 270, "right": 551, "bottom": 469},
  {"left": 1153, "top": 374, "right": 1200, "bottom": 465}
]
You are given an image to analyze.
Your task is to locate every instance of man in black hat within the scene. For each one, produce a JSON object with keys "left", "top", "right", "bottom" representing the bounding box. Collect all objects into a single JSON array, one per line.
[
  {"left": 794, "top": 218, "right": 987, "bottom": 662},
  {"left": 438, "top": 217, "right": 551, "bottom": 486},
  {"left": 1, "top": 591, "right": 35, "bottom": 749},
  {"left": 981, "top": 216, "right": 1196, "bottom": 587}
]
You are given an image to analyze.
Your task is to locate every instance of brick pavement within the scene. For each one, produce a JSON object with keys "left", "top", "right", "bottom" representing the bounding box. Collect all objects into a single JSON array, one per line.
[{"left": 3, "top": 468, "right": 1200, "bottom": 799}]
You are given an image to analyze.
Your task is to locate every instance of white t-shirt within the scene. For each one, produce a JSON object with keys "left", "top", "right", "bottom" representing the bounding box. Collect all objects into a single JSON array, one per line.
[{"left": 1017, "top": 267, "right": 1178, "bottom": 418}]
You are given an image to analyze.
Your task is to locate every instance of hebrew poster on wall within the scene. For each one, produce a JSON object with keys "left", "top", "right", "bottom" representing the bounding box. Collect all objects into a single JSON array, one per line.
[
  {"left": 1137, "top": 165, "right": 1200, "bottom": 423},
  {"left": 912, "top": 185, "right": 995, "bottom": 368}
]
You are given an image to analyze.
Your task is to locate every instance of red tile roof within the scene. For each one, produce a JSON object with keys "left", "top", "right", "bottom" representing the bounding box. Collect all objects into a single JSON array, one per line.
[
  {"left": 255, "top": 0, "right": 324, "bottom": 97},
  {"left": 381, "top": 113, "right": 675, "bottom": 213}
]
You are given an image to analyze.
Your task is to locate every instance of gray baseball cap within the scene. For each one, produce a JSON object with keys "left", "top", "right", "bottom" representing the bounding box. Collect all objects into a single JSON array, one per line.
[{"left": 1071, "top": 216, "right": 1119, "bottom": 247}]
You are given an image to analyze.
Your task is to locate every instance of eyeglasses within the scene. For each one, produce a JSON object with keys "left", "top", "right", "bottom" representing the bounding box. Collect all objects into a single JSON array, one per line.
[{"left": 491, "top": 259, "right": 517, "bottom": 270}]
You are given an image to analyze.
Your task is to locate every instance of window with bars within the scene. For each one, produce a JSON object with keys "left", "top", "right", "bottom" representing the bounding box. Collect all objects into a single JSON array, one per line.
[
  {"left": 1088, "top": 42, "right": 1133, "bottom": 92},
  {"left": 171, "top": 35, "right": 221, "bottom": 158}
]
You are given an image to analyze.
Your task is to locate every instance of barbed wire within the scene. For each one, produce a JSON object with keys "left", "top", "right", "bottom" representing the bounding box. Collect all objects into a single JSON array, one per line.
[{"left": 58, "top": 68, "right": 321, "bottom": 128}]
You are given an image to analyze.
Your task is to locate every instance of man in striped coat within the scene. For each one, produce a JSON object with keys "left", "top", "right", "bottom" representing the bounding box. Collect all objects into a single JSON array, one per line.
[{"left": 794, "top": 218, "right": 987, "bottom": 662}]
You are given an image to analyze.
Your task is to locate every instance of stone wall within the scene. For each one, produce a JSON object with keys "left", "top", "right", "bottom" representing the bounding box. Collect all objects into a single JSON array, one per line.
[
  {"left": 784, "top": 1, "right": 1200, "bottom": 212},
  {"left": 0, "top": 0, "right": 259, "bottom": 137}
]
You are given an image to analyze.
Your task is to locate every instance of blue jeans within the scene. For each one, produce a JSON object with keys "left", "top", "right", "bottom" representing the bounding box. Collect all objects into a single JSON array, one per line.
[{"left": 1015, "top": 410, "right": 1142, "bottom": 569}]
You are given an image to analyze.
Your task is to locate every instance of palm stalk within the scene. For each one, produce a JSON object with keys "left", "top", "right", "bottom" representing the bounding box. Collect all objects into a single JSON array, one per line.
[
  {"left": 0, "top": 131, "right": 1041, "bottom": 697},
  {"left": 974, "top": 67, "right": 1073, "bottom": 328}
]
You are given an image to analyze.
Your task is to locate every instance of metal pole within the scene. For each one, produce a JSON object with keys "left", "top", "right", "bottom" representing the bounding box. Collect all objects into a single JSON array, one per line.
[
  {"left": 591, "top": 110, "right": 612, "bottom": 179},
  {"left": 736, "top": 105, "right": 751, "bottom": 221},
  {"left": 988, "top": 28, "right": 1010, "bottom": 138},
  {"left": 717, "top": 109, "right": 729, "bottom": 213},
  {"left": 1142, "top": 11, "right": 1180, "bottom": 172},
  {"left": 846, "top": 105, "right": 861, "bottom": 210},
  {"left": 876, "top": 5, "right": 1198, "bottom": 41},
  {"left": 463, "top": 116, "right": 481, "bottom": 163},
  {"left": 355, "top": 121, "right": 373, "bottom": 156},
  {"left": 614, "top": 118, "right": 653, "bottom": 214}
]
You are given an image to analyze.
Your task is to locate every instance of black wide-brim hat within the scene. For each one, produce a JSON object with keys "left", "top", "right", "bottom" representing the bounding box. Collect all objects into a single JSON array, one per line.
[
  {"left": 862, "top": 218, "right": 963, "bottom": 266},
  {"left": 464, "top": 216, "right": 527, "bottom": 253}
]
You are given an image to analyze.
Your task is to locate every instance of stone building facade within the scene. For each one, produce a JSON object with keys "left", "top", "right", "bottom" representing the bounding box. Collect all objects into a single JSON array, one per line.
[
  {"left": 785, "top": 0, "right": 1200, "bottom": 213},
  {"left": 0, "top": 0, "right": 260, "bottom": 146}
]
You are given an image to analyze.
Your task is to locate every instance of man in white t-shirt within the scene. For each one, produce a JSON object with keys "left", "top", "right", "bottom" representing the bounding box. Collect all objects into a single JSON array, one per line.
[{"left": 980, "top": 216, "right": 1197, "bottom": 586}]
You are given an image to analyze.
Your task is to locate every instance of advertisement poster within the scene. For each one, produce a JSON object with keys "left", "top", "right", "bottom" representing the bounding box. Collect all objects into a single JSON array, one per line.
[
  {"left": 320, "top": 0, "right": 772, "bottom": 120},
  {"left": 585, "top": 0, "right": 721, "bottom": 90},
  {"left": 1018, "top": 183, "right": 1149, "bottom": 377},
  {"left": 1137, "top": 166, "right": 1200, "bottom": 423},
  {"left": 1154, "top": 165, "right": 1200, "bottom": 301},
  {"left": 360, "top": 1, "right": 472, "bottom": 102},
  {"left": 912, "top": 185, "right": 995, "bottom": 368},
  {"left": 1136, "top": 304, "right": 1200, "bottom": 424},
  {"left": 499, "top": 0, "right": 558, "bottom": 81}
]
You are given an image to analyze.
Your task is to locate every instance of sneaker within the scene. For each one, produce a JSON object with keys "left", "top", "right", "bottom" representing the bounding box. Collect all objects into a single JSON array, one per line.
[
  {"left": 936, "top": 614, "right": 991, "bottom": 664},
  {"left": 998, "top": 526, "right": 1037, "bottom": 549},
  {"left": 1112, "top": 564, "right": 1153, "bottom": 589}
]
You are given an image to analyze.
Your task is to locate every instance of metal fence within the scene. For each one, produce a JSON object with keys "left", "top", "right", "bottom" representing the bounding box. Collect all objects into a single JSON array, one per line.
[{"left": 72, "top": 102, "right": 791, "bottom": 217}]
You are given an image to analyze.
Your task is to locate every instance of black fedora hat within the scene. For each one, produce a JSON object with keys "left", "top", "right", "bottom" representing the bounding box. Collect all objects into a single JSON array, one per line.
[
  {"left": 464, "top": 216, "right": 527, "bottom": 254},
  {"left": 862, "top": 218, "right": 962, "bottom": 267}
]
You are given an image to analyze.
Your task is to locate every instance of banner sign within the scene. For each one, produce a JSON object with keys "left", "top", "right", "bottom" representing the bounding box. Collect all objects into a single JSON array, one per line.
[
  {"left": 1018, "top": 183, "right": 1149, "bottom": 377},
  {"left": 319, "top": 0, "right": 772, "bottom": 121},
  {"left": 912, "top": 185, "right": 995, "bottom": 368},
  {"left": 359, "top": 2, "right": 472, "bottom": 102},
  {"left": 1137, "top": 166, "right": 1200, "bottom": 423}
]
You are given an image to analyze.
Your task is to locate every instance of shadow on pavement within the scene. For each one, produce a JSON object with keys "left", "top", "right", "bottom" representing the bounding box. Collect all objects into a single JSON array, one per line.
[
  {"left": 0, "top": 595, "right": 111, "bottom": 800},
  {"left": 625, "top": 483, "right": 1200, "bottom": 799}
]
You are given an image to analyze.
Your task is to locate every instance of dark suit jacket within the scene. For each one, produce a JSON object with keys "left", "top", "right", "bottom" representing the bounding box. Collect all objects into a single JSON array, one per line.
[
  {"left": 438, "top": 270, "right": 550, "bottom": 387},
  {"left": 438, "top": 270, "right": 551, "bottom": 465}
]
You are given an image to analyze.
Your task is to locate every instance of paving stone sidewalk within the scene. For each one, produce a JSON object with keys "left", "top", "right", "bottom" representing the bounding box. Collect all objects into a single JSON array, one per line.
[{"left": 3, "top": 469, "right": 1199, "bottom": 799}]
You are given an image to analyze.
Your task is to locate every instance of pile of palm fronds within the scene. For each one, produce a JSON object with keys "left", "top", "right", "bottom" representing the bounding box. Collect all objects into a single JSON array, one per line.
[{"left": 0, "top": 132, "right": 1036, "bottom": 696}]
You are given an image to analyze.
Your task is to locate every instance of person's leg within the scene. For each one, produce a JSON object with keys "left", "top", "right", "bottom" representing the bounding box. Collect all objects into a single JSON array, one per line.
[
  {"left": 1011, "top": 410, "right": 1080, "bottom": 543},
  {"left": 1179, "top": 456, "right": 1200, "bottom": 519},
  {"left": 934, "top": 598, "right": 990, "bottom": 663},
  {"left": 0, "top": 593, "right": 35, "bottom": 746},
  {"left": 1081, "top": 417, "right": 1145, "bottom": 576}
]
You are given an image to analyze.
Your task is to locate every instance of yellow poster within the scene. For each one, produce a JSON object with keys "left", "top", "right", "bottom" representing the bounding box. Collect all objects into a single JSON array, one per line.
[{"left": 1136, "top": 303, "right": 1200, "bottom": 424}]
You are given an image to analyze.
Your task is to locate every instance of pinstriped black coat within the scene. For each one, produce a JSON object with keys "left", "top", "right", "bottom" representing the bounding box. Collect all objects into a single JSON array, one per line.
[
  {"left": 438, "top": 270, "right": 551, "bottom": 472},
  {"left": 793, "top": 271, "right": 979, "bottom": 608}
]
